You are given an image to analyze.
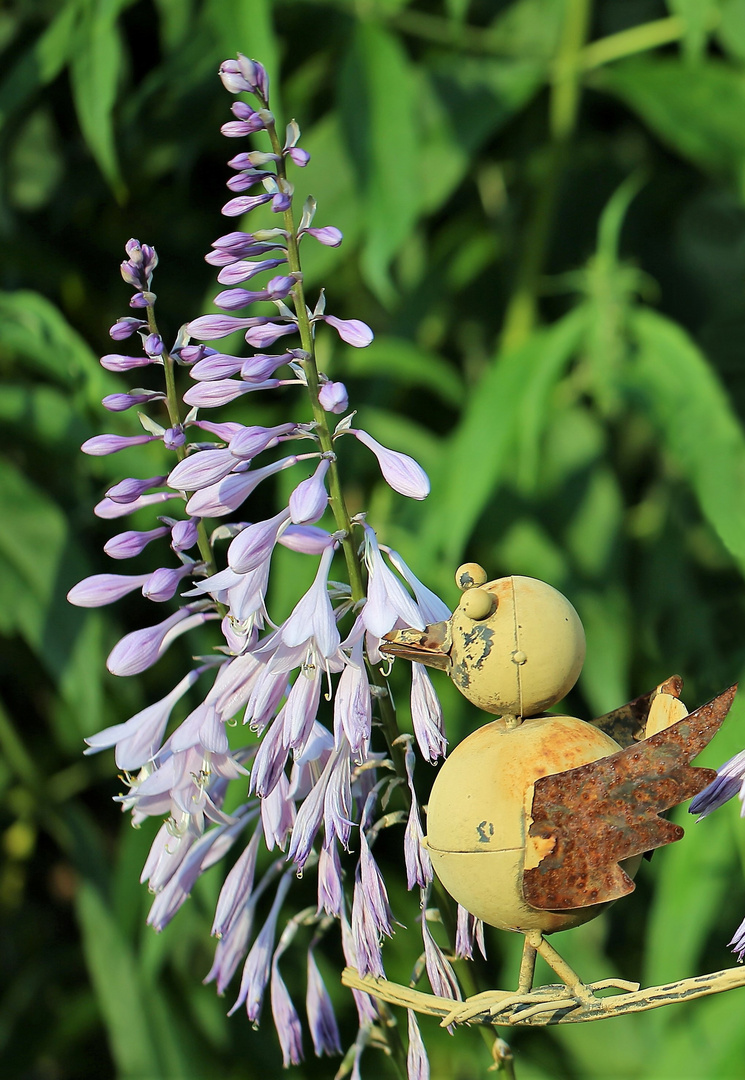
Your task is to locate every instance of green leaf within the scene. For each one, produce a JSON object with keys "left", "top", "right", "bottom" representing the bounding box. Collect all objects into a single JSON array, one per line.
[
  {"left": 666, "top": 0, "right": 721, "bottom": 61},
  {"left": 425, "top": 306, "right": 588, "bottom": 564},
  {"left": 69, "top": 0, "right": 130, "bottom": 198},
  {"left": 717, "top": 0, "right": 745, "bottom": 62},
  {"left": 629, "top": 307, "right": 745, "bottom": 575},
  {"left": 594, "top": 58, "right": 745, "bottom": 196},
  {"left": 0, "top": 0, "right": 80, "bottom": 128},
  {"left": 338, "top": 336, "right": 464, "bottom": 406},
  {"left": 420, "top": 56, "right": 544, "bottom": 214},
  {"left": 76, "top": 879, "right": 163, "bottom": 1078},
  {"left": 339, "top": 23, "right": 420, "bottom": 304},
  {"left": 0, "top": 290, "right": 111, "bottom": 403}
]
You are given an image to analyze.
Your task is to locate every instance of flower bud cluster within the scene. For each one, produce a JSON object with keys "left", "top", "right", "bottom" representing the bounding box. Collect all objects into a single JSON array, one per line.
[{"left": 69, "top": 55, "right": 455, "bottom": 1076}]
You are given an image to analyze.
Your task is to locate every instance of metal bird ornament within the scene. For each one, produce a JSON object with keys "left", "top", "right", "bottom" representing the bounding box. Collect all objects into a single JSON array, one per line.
[{"left": 374, "top": 563, "right": 737, "bottom": 1010}]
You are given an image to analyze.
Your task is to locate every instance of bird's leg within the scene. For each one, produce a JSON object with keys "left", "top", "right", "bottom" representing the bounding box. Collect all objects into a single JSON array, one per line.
[
  {"left": 532, "top": 933, "right": 596, "bottom": 1004},
  {"left": 517, "top": 932, "right": 539, "bottom": 993}
]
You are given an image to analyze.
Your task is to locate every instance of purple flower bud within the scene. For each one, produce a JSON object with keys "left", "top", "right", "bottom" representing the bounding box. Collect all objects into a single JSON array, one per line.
[
  {"left": 278, "top": 525, "right": 333, "bottom": 555},
  {"left": 67, "top": 572, "right": 150, "bottom": 607},
  {"left": 303, "top": 226, "right": 343, "bottom": 247},
  {"left": 241, "top": 352, "right": 293, "bottom": 380},
  {"left": 109, "top": 317, "right": 146, "bottom": 340},
  {"left": 219, "top": 59, "right": 253, "bottom": 94},
  {"left": 185, "top": 456, "right": 299, "bottom": 518},
  {"left": 95, "top": 490, "right": 180, "bottom": 520},
  {"left": 142, "top": 565, "right": 193, "bottom": 602},
  {"left": 102, "top": 391, "right": 164, "bottom": 412},
  {"left": 229, "top": 423, "right": 296, "bottom": 459},
  {"left": 81, "top": 433, "right": 158, "bottom": 456},
  {"left": 221, "top": 118, "right": 267, "bottom": 138},
  {"left": 104, "top": 525, "right": 169, "bottom": 559},
  {"left": 100, "top": 353, "right": 156, "bottom": 372},
  {"left": 319, "top": 315, "right": 373, "bottom": 347},
  {"left": 289, "top": 459, "right": 330, "bottom": 525},
  {"left": 129, "top": 291, "right": 156, "bottom": 308},
  {"left": 106, "top": 608, "right": 203, "bottom": 676},
  {"left": 190, "top": 353, "right": 244, "bottom": 380},
  {"left": 352, "top": 429, "right": 430, "bottom": 500},
  {"left": 318, "top": 381, "right": 348, "bottom": 414},
  {"left": 145, "top": 334, "right": 164, "bottom": 356},
  {"left": 407, "top": 1011, "right": 430, "bottom": 1080},
  {"left": 245, "top": 322, "right": 297, "bottom": 348},
  {"left": 186, "top": 314, "right": 256, "bottom": 340},
  {"left": 163, "top": 426, "right": 186, "bottom": 450},
  {"left": 171, "top": 518, "right": 199, "bottom": 552},
  {"left": 287, "top": 147, "right": 310, "bottom": 167},
  {"left": 182, "top": 378, "right": 280, "bottom": 408},
  {"left": 226, "top": 170, "right": 268, "bottom": 194},
  {"left": 306, "top": 950, "right": 342, "bottom": 1058},
  {"left": 228, "top": 508, "right": 290, "bottom": 574},
  {"left": 217, "top": 258, "right": 286, "bottom": 285},
  {"left": 191, "top": 419, "right": 245, "bottom": 440},
  {"left": 222, "top": 192, "right": 274, "bottom": 217},
  {"left": 168, "top": 448, "right": 237, "bottom": 491},
  {"left": 106, "top": 475, "right": 167, "bottom": 503}
]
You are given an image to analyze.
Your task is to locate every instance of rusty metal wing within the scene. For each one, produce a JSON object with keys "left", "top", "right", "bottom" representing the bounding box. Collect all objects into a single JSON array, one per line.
[
  {"left": 522, "top": 684, "right": 736, "bottom": 911},
  {"left": 590, "top": 675, "right": 684, "bottom": 748}
]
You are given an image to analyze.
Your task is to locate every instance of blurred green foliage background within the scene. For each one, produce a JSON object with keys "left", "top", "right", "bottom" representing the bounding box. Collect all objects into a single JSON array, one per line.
[{"left": 5, "top": 0, "right": 745, "bottom": 1076}]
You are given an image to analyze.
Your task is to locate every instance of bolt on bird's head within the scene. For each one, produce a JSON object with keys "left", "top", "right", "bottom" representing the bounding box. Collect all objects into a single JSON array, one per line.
[{"left": 381, "top": 562, "right": 586, "bottom": 719}]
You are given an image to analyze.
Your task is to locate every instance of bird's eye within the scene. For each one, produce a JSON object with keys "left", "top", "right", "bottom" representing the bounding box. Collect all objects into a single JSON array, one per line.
[
  {"left": 460, "top": 588, "right": 497, "bottom": 621},
  {"left": 455, "top": 562, "right": 487, "bottom": 591}
]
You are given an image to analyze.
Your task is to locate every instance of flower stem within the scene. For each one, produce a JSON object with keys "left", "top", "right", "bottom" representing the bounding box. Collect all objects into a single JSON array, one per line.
[
  {"left": 145, "top": 306, "right": 220, "bottom": 581},
  {"left": 264, "top": 121, "right": 367, "bottom": 604}
]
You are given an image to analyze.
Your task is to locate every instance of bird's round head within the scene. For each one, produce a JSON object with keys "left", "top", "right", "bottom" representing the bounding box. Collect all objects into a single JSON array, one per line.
[{"left": 382, "top": 564, "right": 586, "bottom": 717}]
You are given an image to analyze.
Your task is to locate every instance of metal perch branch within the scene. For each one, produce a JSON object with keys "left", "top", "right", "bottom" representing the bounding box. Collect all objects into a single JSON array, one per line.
[{"left": 341, "top": 966, "right": 745, "bottom": 1027}]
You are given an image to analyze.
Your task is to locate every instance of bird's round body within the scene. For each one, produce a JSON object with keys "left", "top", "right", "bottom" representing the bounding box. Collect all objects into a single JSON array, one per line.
[{"left": 425, "top": 713, "right": 637, "bottom": 932}]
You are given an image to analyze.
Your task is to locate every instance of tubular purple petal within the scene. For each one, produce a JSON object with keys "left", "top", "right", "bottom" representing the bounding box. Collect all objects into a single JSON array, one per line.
[
  {"left": 289, "top": 458, "right": 330, "bottom": 524},
  {"left": 186, "top": 314, "right": 256, "bottom": 339},
  {"left": 106, "top": 608, "right": 203, "bottom": 676},
  {"left": 271, "top": 962, "right": 304, "bottom": 1067},
  {"left": 406, "top": 1011, "right": 430, "bottom": 1080},
  {"left": 95, "top": 491, "right": 181, "bottom": 519},
  {"left": 228, "top": 508, "right": 291, "bottom": 574},
  {"left": 168, "top": 448, "right": 237, "bottom": 491},
  {"left": 183, "top": 378, "right": 280, "bottom": 408}
]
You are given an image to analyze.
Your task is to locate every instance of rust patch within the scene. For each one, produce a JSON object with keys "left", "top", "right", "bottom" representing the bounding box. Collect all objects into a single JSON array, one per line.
[{"left": 523, "top": 684, "right": 736, "bottom": 911}]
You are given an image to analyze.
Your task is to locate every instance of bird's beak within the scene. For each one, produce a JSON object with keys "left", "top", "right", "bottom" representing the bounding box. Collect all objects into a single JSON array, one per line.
[{"left": 379, "top": 619, "right": 453, "bottom": 672}]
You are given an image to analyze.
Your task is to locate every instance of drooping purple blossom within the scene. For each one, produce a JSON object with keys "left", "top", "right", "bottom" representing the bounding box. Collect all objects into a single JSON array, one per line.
[{"left": 306, "top": 949, "right": 342, "bottom": 1058}]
